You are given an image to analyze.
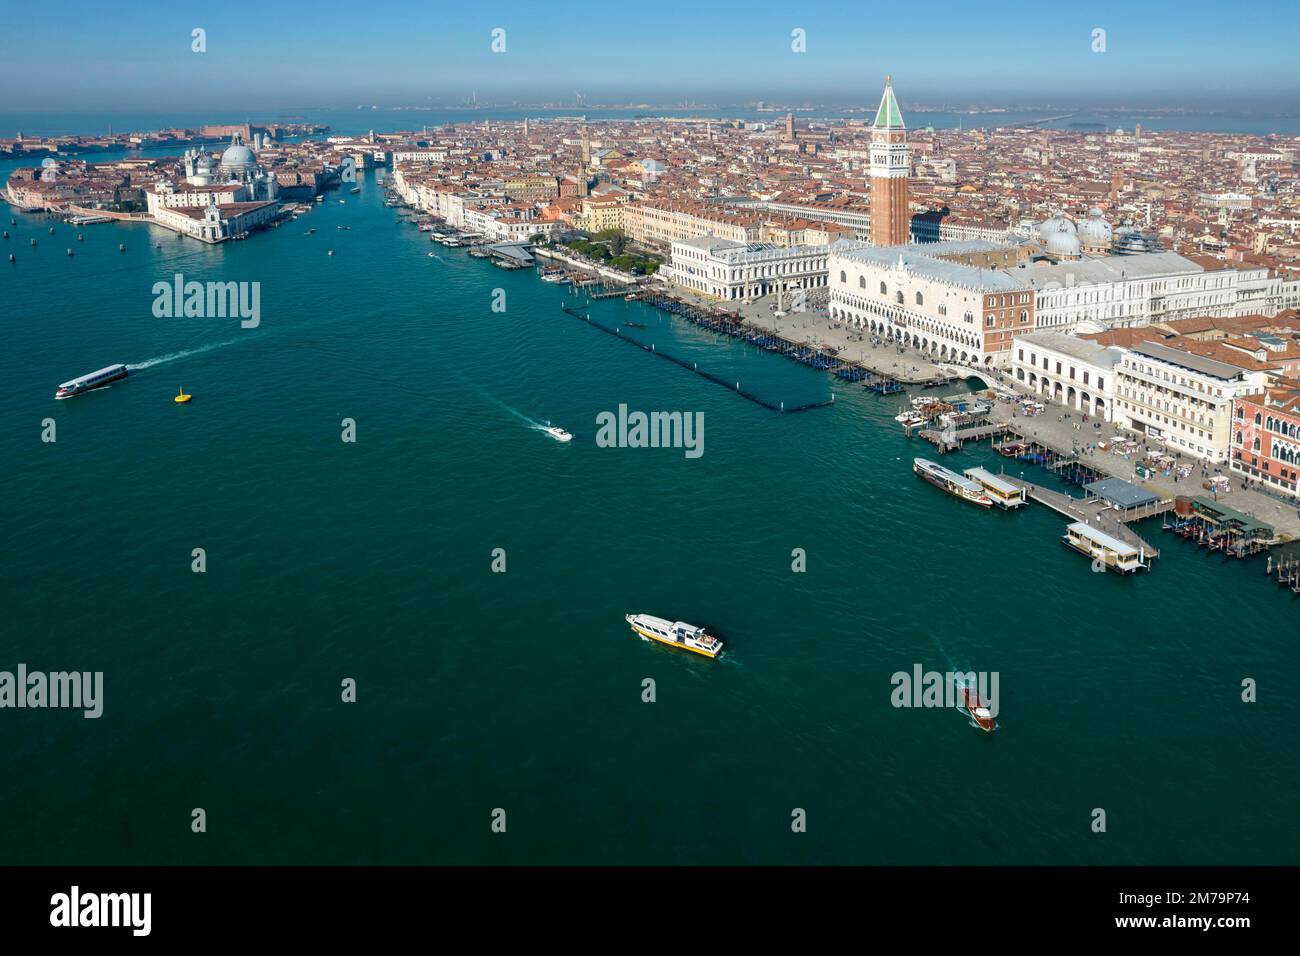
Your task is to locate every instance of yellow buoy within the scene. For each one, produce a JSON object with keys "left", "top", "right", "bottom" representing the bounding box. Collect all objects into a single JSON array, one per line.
[{"left": 174, "top": 387, "right": 192, "bottom": 404}]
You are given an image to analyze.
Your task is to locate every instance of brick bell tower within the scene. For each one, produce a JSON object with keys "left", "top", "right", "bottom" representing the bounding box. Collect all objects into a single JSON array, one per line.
[{"left": 869, "top": 75, "right": 911, "bottom": 246}]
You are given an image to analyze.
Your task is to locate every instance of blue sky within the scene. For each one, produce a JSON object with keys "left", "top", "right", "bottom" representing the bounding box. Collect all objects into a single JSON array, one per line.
[{"left": 1, "top": 0, "right": 1295, "bottom": 110}]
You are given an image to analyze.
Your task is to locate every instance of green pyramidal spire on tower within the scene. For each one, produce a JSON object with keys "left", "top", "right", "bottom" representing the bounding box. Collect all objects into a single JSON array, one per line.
[{"left": 873, "top": 76, "right": 905, "bottom": 130}]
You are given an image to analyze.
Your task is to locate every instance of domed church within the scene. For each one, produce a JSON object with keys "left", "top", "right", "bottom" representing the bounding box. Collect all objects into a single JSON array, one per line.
[
  {"left": 183, "top": 132, "right": 278, "bottom": 201},
  {"left": 1077, "top": 207, "right": 1114, "bottom": 256}
]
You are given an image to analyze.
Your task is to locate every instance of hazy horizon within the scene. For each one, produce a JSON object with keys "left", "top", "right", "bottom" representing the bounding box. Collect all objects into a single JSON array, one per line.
[{"left": 2, "top": 0, "right": 1297, "bottom": 115}]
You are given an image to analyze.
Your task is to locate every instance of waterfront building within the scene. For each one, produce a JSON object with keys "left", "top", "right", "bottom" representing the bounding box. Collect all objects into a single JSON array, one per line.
[
  {"left": 151, "top": 199, "right": 279, "bottom": 243},
  {"left": 141, "top": 134, "right": 280, "bottom": 242},
  {"left": 869, "top": 76, "right": 911, "bottom": 247},
  {"left": 148, "top": 181, "right": 245, "bottom": 210},
  {"left": 1230, "top": 382, "right": 1300, "bottom": 499},
  {"left": 1010, "top": 330, "right": 1124, "bottom": 419},
  {"left": 1112, "top": 339, "right": 1277, "bottom": 462},
  {"left": 828, "top": 239, "right": 1033, "bottom": 367},
  {"left": 1024, "top": 252, "right": 1298, "bottom": 331},
  {"left": 624, "top": 201, "right": 762, "bottom": 248},
  {"left": 661, "top": 237, "right": 834, "bottom": 301}
]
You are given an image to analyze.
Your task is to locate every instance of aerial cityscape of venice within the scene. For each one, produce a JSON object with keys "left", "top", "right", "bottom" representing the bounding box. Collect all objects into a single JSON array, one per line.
[{"left": 1, "top": 0, "right": 1296, "bottom": 931}]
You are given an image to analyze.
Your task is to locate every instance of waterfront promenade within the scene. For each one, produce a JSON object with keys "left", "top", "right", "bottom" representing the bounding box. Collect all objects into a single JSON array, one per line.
[
  {"left": 980, "top": 392, "right": 1300, "bottom": 541},
  {"left": 648, "top": 288, "right": 1300, "bottom": 540},
  {"left": 660, "top": 286, "right": 954, "bottom": 385}
]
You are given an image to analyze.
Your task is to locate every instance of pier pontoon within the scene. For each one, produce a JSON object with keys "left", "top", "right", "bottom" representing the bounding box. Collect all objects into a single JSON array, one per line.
[{"left": 1061, "top": 522, "right": 1149, "bottom": 573}]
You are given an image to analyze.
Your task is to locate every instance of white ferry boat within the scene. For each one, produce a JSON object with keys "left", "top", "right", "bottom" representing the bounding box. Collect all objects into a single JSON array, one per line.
[
  {"left": 913, "top": 458, "right": 993, "bottom": 508},
  {"left": 55, "top": 364, "right": 128, "bottom": 399},
  {"left": 963, "top": 467, "right": 1027, "bottom": 510},
  {"left": 625, "top": 614, "right": 723, "bottom": 659},
  {"left": 1062, "top": 522, "right": 1149, "bottom": 573}
]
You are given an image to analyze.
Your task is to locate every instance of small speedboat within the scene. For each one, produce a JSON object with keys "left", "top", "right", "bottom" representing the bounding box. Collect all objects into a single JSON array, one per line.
[
  {"left": 895, "top": 410, "right": 929, "bottom": 428},
  {"left": 543, "top": 423, "right": 572, "bottom": 442},
  {"left": 959, "top": 681, "right": 994, "bottom": 732},
  {"left": 625, "top": 321, "right": 646, "bottom": 329}
]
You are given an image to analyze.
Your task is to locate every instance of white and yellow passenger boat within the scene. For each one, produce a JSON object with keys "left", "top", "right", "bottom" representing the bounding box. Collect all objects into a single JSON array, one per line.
[
  {"left": 1062, "top": 522, "right": 1150, "bottom": 573},
  {"left": 625, "top": 613, "right": 723, "bottom": 659}
]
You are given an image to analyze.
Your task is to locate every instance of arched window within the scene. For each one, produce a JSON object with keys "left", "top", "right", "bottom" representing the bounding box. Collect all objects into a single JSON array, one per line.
[
  {"left": 1253, "top": 437, "right": 1261, "bottom": 451},
  {"left": 859, "top": 276, "right": 866, "bottom": 289},
  {"left": 915, "top": 292, "right": 924, "bottom": 306},
  {"left": 879, "top": 281, "right": 887, "bottom": 295},
  {"left": 895, "top": 291, "right": 904, "bottom": 304},
  {"left": 839, "top": 270, "right": 846, "bottom": 283},
  {"left": 1254, "top": 412, "right": 1262, "bottom": 425}
]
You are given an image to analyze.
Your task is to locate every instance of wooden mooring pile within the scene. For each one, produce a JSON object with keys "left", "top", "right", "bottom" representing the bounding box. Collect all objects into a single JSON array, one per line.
[{"left": 1264, "top": 552, "right": 1300, "bottom": 594}]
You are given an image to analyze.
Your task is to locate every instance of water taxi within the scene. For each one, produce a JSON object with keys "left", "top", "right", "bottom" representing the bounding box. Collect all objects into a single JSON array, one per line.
[
  {"left": 174, "top": 387, "right": 192, "bottom": 404},
  {"left": 1062, "top": 522, "right": 1149, "bottom": 573},
  {"left": 895, "top": 409, "right": 930, "bottom": 429},
  {"left": 625, "top": 614, "right": 723, "bottom": 659},
  {"left": 539, "top": 270, "right": 570, "bottom": 284},
  {"left": 957, "top": 680, "right": 995, "bottom": 732},
  {"left": 542, "top": 423, "right": 572, "bottom": 442},
  {"left": 913, "top": 458, "right": 993, "bottom": 508},
  {"left": 55, "top": 364, "right": 128, "bottom": 399},
  {"left": 963, "top": 467, "right": 1026, "bottom": 510}
]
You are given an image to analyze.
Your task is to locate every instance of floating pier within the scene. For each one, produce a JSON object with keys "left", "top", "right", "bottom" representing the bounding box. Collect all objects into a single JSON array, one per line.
[
  {"left": 864, "top": 375, "right": 905, "bottom": 395},
  {"left": 1000, "top": 475, "right": 1166, "bottom": 560},
  {"left": 919, "top": 422, "right": 1012, "bottom": 453},
  {"left": 559, "top": 305, "right": 833, "bottom": 414}
]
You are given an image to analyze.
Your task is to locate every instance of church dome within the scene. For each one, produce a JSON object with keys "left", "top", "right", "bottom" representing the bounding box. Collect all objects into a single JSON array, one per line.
[
  {"left": 1038, "top": 214, "right": 1076, "bottom": 243},
  {"left": 1045, "top": 222, "right": 1082, "bottom": 258},
  {"left": 1078, "top": 207, "right": 1113, "bottom": 246},
  {"left": 220, "top": 135, "right": 256, "bottom": 172}
]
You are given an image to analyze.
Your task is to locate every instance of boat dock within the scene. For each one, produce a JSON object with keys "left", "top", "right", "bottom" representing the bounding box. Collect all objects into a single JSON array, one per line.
[
  {"left": 917, "top": 422, "right": 1013, "bottom": 452},
  {"left": 999, "top": 475, "right": 1168, "bottom": 559}
]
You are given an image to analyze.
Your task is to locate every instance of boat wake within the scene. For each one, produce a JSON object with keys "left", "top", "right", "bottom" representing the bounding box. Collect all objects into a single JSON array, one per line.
[
  {"left": 452, "top": 374, "right": 559, "bottom": 434},
  {"left": 127, "top": 337, "right": 246, "bottom": 370}
]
